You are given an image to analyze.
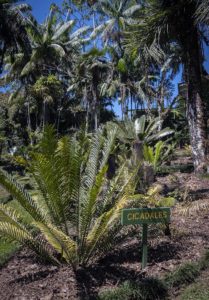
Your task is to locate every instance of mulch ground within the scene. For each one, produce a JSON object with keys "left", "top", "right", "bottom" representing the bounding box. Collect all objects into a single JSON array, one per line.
[{"left": 1, "top": 172, "right": 209, "bottom": 300}]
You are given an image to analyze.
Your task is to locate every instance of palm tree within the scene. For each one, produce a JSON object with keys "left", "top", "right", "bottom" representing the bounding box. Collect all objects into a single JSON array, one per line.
[
  {"left": 20, "top": 11, "right": 75, "bottom": 77},
  {"left": 0, "top": 0, "right": 31, "bottom": 73},
  {"left": 3, "top": 8, "right": 90, "bottom": 134},
  {"left": 6, "top": 6, "right": 89, "bottom": 79},
  {"left": 125, "top": 0, "right": 209, "bottom": 172},
  {"left": 92, "top": 0, "right": 141, "bottom": 48},
  {"left": 69, "top": 47, "right": 111, "bottom": 130}
]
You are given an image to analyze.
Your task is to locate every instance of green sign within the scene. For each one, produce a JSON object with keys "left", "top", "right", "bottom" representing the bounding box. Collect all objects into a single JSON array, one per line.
[
  {"left": 121, "top": 207, "right": 170, "bottom": 226},
  {"left": 121, "top": 207, "right": 171, "bottom": 269}
]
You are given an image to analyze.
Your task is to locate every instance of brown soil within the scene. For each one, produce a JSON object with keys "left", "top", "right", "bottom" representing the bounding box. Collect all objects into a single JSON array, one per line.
[{"left": 1, "top": 172, "right": 209, "bottom": 299}]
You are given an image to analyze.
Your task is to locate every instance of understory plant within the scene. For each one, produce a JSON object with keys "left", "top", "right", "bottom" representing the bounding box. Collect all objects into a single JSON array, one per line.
[
  {"left": 0, "top": 125, "right": 138, "bottom": 269},
  {"left": 143, "top": 141, "right": 174, "bottom": 173},
  {"left": 118, "top": 114, "right": 174, "bottom": 145}
]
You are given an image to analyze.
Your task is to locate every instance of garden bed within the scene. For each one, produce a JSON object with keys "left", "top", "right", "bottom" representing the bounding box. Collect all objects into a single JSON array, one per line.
[{"left": 1, "top": 172, "right": 209, "bottom": 299}]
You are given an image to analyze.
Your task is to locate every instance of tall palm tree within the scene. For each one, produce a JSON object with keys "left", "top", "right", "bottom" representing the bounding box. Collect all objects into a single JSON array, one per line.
[
  {"left": 4, "top": 7, "right": 89, "bottom": 87},
  {"left": 125, "top": 0, "right": 209, "bottom": 172},
  {"left": 92, "top": 0, "right": 141, "bottom": 48},
  {"left": 3, "top": 8, "right": 90, "bottom": 133},
  {"left": 0, "top": 0, "right": 31, "bottom": 72},
  {"left": 70, "top": 48, "right": 111, "bottom": 130},
  {"left": 20, "top": 11, "right": 75, "bottom": 77}
]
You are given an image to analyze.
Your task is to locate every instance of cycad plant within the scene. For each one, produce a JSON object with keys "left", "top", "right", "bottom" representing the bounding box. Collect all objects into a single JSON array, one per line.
[
  {"left": 143, "top": 141, "right": 174, "bottom": 173},
  {"left": 118, "top": 114, "right": 173, "bottom": 145},
  {"left": 0, "top": 125, "right": 138, "bottom": 269}
]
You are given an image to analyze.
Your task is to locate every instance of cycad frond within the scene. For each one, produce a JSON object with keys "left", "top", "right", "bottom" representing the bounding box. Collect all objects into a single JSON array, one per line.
[
  {"left": 56, "top": 136, "right": 81, "bottom": 223},
  {"left": 31, "top": 153, "right": 63, "bottom": 225},
  {"left": 100, "top": 124, "right": 118, "bottom": 170},
  {"left": 81, "top": 129, "right": 103, "bottom": 192},
  {"left": 0, "top": 220, "right": 58, "bottom": 264},
  {"left": 0, "top": 170, "right": 46, "bottom": 222},
  {"left": 79, "top": 165, "right": 108, "bottom": 250},
  {"left": 34, "top": 222, "right": 77, "bottom": 265}
]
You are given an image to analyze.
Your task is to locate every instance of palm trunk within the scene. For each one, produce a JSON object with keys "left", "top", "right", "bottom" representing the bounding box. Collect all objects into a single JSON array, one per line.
[
  {"left": 184, "top": 29, "right": 207, "bottom": 172},
  {"left": 43, "top": 101, "right": 46, "bottom": 131},
  {"left": 92, "top": 69, "right": 100, "bottom": 131},
  {"left": 57, "top": 109, "right": 61, "bottom": 135},
  {"left": 157, "top": 73, "right": 165, "bottom": 131},
  {"left": 27, "top": 101, "right": 33, "bottom": 145},
  {"left": 92, "top": 87, "right": 99, "bottom": 130}
]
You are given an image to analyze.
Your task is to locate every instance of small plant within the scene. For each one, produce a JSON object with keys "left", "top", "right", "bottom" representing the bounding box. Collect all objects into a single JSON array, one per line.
[
  {"left": 143, "top": 141, "right": 174, "bottom": 172},
  {"left": 183, "top": 144, "right": 192, "bottom": 156},
  {"left": 118, "top": 115, "right": 174, "bottom": 145},
  {"left": 133, "top": 184, "right": 176, "bottom": 208}
]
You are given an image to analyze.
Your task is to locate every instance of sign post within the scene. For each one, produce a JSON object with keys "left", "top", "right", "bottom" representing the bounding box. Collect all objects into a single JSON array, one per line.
[
  {"left": 142, "top": 223, "right": 148, "bottom": 269},
  {"left": 121, "top": 207, "right": 170, "bottom": 269}
]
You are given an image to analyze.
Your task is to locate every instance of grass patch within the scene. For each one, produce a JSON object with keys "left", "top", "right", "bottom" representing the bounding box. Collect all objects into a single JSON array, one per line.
[
  {"left": 164, "top": 251, "right": 209, "bottom": 289},
  {"left": 0, "top": 239, "right": 20, "bottom": 267},
  {"left": 177, "top": 252, "right": 209, "bottom": 299},
  {"left": 179, "top": 277, "right": 209, "bottom": 300},
  {"left": 164, "top": 262, "right": 200, "bottom": 288},
  {"left": 98, "top": 278, "right": 168, "bottom": 300}
]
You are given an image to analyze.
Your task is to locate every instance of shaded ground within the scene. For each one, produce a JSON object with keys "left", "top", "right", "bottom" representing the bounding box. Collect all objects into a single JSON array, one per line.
[
  {"left": 176, "top": 268, "right": 209, "bottom": 300},
  {"left": 1, "top": 172, "right": 209, "bottom": 299}
]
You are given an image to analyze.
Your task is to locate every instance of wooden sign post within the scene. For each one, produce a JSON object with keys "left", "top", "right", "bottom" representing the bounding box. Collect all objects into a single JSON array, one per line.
[{"left": 121, "top": 207, "right": 170, "bottom": 269}]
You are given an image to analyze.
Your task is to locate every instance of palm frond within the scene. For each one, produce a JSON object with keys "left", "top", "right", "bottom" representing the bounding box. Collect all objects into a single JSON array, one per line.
[{"left": 52, "top": 20, "right": 74, "bottom": 41}]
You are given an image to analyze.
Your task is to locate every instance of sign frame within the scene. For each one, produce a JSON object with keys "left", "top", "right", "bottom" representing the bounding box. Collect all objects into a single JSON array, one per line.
[
  {"left": 121, "top": 207, "right": 171, "bottom": 269},
  {"left": 121, "top": 207, "right": 170, "bottom": 226}
]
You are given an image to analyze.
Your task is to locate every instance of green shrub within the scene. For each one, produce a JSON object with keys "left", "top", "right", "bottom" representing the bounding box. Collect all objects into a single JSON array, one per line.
[{"left": 0, "top": 125, "right": 139, "bottom": 269}]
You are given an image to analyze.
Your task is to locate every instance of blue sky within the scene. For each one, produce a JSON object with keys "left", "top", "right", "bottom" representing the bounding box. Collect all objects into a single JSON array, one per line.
[
  {"left": 27, "top": 0, "right": 63, "bottom": 22},
  {"left": 26, "top": 0, "right": 209, "bottom": 117}
]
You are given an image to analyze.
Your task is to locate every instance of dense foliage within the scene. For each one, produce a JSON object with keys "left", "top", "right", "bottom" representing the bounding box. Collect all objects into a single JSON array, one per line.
[
  {"left": 0, "top": 6, "right": 209, "bottom": 298},
  {"left": 0, "top": 0, "right": 209, "bottom": 172}
]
